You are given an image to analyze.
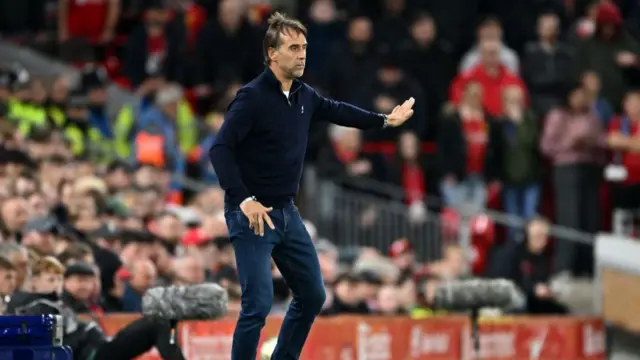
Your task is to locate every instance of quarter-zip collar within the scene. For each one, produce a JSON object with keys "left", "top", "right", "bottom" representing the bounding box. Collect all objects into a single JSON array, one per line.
[{"left": 262, "top": 67, "right": 303, "bottom": 95}]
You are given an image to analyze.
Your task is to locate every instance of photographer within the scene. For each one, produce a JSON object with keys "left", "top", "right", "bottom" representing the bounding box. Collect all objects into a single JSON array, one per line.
[{"left": 7, "top": 264, "right": 185, "bottom": 360}]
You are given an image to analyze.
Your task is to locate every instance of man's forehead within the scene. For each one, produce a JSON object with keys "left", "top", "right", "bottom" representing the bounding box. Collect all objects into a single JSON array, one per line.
[{"left": 280, "top": 30, "right": 307, "bottom": 46}]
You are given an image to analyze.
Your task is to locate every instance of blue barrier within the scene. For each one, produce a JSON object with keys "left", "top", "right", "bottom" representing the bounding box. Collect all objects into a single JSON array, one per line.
[{"left": 0, "top": 315, "right": 72, "bottom": 360}]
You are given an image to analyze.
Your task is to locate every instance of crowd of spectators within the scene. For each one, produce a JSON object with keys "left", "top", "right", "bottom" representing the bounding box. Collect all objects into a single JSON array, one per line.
[{"left": 1, "top": 0, "right": 640, "bottom": 323}]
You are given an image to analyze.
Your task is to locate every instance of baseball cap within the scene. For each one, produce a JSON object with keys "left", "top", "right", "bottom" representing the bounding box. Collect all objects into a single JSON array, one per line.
[
  {"left": 23, "top": 216, "right": 59, "bottom": 234},
  {"left": 64, "top": 262, "right": 95, "bottom": 278}
]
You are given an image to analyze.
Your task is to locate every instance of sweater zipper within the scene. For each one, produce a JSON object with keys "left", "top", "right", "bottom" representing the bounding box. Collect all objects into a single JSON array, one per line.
[{"left": 285, "top": 86, "right": 301, "bottom": 107}]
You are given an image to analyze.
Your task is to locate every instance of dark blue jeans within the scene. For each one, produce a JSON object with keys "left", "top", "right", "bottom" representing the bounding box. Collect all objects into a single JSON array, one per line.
[
  {"left": 503, "top": 183, "right": 540, "bottom": 241},
  {"left": 224, "top": 203, "right": 326, "bottom": 360}
]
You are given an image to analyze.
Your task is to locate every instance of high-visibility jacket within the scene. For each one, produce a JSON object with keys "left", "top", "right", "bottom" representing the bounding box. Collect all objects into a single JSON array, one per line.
[
  {"left": 135, "top": 131, "right": 165, "bottom": 167},
  {"left": 64, "top": 122, "right": 112, "bottom": 162},
  {"left": 8, "top": 99, "right": 48, "bottom": 136},
  {"left": 114, "top": 99, "right": 197, "bottom": 160}
]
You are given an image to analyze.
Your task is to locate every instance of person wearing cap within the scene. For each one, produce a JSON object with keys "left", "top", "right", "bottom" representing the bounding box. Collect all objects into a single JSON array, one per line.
[
  {"left": 61, "top": 262, "right": 97, "bottom": 313},
  {"left": 21, "top": 216, "right": 59, "bottom": 256}
]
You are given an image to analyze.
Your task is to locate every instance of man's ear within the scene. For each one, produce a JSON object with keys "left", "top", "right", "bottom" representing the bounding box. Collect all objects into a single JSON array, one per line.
[{"left": 268, "top": 47, "right": 278, "bottom": 63}]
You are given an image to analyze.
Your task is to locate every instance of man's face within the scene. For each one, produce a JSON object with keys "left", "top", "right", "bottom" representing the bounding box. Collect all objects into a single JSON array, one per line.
[
  {"left": 155, "top": 214, "right": 184, "bottom": 243},
  {"left": 538, "top": 14, "right": 559, "bottom": 40},
  {"left": 174, "top": 257, "right": 205, "bottom": 284},
  {"left": 480, "top": 41, "right": 501, "bottom": 68},
  {"left": 271, "top": 30, "right": 307, "bottom": 79},
  {"left": 22, "top": 231, "right": 56, "bottom": 255},
  {"left": 88, "top": 87, "right": 107, "bottom": 106},
  {"left": 64, "top": 275, "right": 95, "bottom": 301},
  {"left": 527, "top": 220, "right": 549, "bottom": 252},
  {"left": 348, "top": 18, "right": 372, "bottom": 43},
  {"left": 356, "top": 282, "right": 379, "bottom": 301},
  {"left": 393, "top": 252, "right": 415, "bottom": 270},
  {"left": 1, "top": 198, "right": 28, "bottom": 233},
  {"left": 478, "top": 23, "right": 502, "bottom": 42},
  {"left": 32, "top": 272, "right": 63, "bottom": 295},
  {"left": 130, "top": 262, "right": 157, "bottom": 293},
  {"left": 0, "top": 269, "right": 16, "bottom": 295},
  {"left": 624, "top": 93, "right": 640, "bottom": 118}
]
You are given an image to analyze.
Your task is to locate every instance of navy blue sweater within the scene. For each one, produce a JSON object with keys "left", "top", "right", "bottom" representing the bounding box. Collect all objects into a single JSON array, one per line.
[{"left": 209, "top": 68, "right": 385, "bottom": 208}]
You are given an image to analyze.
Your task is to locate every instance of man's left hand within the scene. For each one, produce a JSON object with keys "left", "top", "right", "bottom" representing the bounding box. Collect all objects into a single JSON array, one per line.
[{"left": 386, "top": 97, "right": 415, "bottom": 127}]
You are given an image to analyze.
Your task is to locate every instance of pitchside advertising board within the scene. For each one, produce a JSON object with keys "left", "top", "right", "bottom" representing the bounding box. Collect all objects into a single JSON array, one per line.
[
  {"left": 595, "top": 233, "right": 640, "bottom": 334},
  {"left": 94, "top": 314, "right": 605, "bottom": 360}
]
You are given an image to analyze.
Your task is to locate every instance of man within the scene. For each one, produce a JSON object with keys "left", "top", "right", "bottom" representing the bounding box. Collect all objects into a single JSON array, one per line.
[{"left": 209, "top": 12, "right": 415, "bottom": 360}]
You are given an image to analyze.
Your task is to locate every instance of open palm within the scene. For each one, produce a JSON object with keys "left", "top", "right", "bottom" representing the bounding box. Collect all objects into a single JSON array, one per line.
[{"left": 387, "top": 97, "right": 415, "bottom": 127}]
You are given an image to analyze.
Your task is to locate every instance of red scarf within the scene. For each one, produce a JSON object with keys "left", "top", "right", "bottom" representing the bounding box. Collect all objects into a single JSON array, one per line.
[{"left": 402, "top": 162, "right": 425, "bottom": 204}]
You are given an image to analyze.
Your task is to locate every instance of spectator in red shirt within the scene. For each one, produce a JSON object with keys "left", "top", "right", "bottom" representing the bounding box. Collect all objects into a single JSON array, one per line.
[
  {"left": 606, "top": 89, "right": 640, "bottom": 209},
  {"left": 438, "top": 82, "right": 504, "bottom": 211},
  {"left": 450, "top": 40, "right": 526, "bottom": 117},
  {"left": 58, "top": 0, "right": 120, "bottom": 45}
]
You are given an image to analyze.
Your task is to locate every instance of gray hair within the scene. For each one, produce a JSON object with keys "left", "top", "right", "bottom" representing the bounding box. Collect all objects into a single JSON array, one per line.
[
  {"left": 156, "top": 85, "right": 183, "bottom": 106},
  {"left": 328, "top": 124, "right": 359, "bottom": 141}
]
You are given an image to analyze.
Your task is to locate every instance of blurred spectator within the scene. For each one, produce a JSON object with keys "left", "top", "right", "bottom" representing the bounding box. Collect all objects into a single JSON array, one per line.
[
  {"left": 121, "top": 258, "right": 156, "bottom": 312},
  {"left": 58, "top": 0, "right": 120, "bottom": 44},
  {"left": 572, "top": 1, "right": 640, "bottom": 109},
  {"left": 488, "top": 217, "right": 568, "bottom": 314},
  {"left": 582, "top": 70, "right": 614, "bottom": 126},
  {"left": 136, "top": 84, "right": 198, "bottom": 202},
  {"left": 22, "top": 216, "right": 58, "bottom": 256},
  {"left": 124, "top": 0, "right": 185, "bottom": 87},
  {"left": 194, "top": 0, "right": 262, "bottom": 103},
  {"left": 568, "top": 0, "right": 603, "bottom": 42},
  {"left": 438, "top": 82, "right": 503, "bottom": 211},
  {"left": 499, "top": 85, "right": 541, "bottom": 239},
  {"left": 522, "top": 12, "right": 573, "bottom": 117},
  {"left": 387, "top": 132, "right": 430, "bottom": 221},
  {"left": 0, "top": 242, "right": 30, "bottom": 293},
  {"left": 459, "top": 17, "right": 519, "bottom": 74},
  {"left": 62, "top": 262, "right": 99, "bottom": 313},
  {"left": 321, "top": 272, "right": 374, "bottom": 315},
  {"left": 451, "top": 40, "right": 526, "bottom": 117},
  {"left": 318, "top": 125, "right": 386, "bottom": 189},
  {"left": 0, "top": 256, "right": 17, "bottom": 313},
  {"left": 31, "top": 256, "right": 65, "bottom": 295},
  {"left": 363, "top": 54, "right": 426, "bottom": 140},
  {"left": 325, "top": 16, "right": 378, "bottom": 104},
  {"left": 607, "top": 89, "right": 640, "bottom": 209},
  {"left": 541, "top": 83, "right": 604, "bottom": 276},
  {"left": 375, "top": 284, "right": 404, "bottom": 315},
  {"left": 172, "top": 255, "right": 205, "bottom": 285},
  {"left": 303, "top": 0, "right": 343, "bottom": 81},
  {"left": 401, "top": 13, "right": 456, "bottom": 134},
  {"left": 388, "top": 238, "right": 417, "bottom": 279}
]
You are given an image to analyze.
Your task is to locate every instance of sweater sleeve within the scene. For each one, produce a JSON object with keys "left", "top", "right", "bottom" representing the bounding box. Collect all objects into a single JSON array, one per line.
[
  {"left": 208, "top": 88, "right": 255, "bottom": 202},
  {"left": 311, "top": 88, "right": 385, "bottom": 129}
]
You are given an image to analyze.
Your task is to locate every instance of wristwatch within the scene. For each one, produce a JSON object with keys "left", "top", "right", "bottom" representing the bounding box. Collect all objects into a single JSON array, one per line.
[
  {"left": 381, "top": 114, "right": 389, "bottom": 128},
  {"left": 240, "top": 196, "right": 257, "bottom": 206}
]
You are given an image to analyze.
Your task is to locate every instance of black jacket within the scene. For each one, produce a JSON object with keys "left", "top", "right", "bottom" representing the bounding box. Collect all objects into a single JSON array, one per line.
[
  {"left": 210, "top": 68, "right": 386, "bottom": 208},
  {"left": 436, "top": 111, "right": 504, "bottom": 182}
]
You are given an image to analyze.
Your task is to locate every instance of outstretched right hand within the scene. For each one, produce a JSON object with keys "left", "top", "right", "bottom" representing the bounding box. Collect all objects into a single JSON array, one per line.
[{"left": 240, "top": 200, "right": 275, "bottom": 236}]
